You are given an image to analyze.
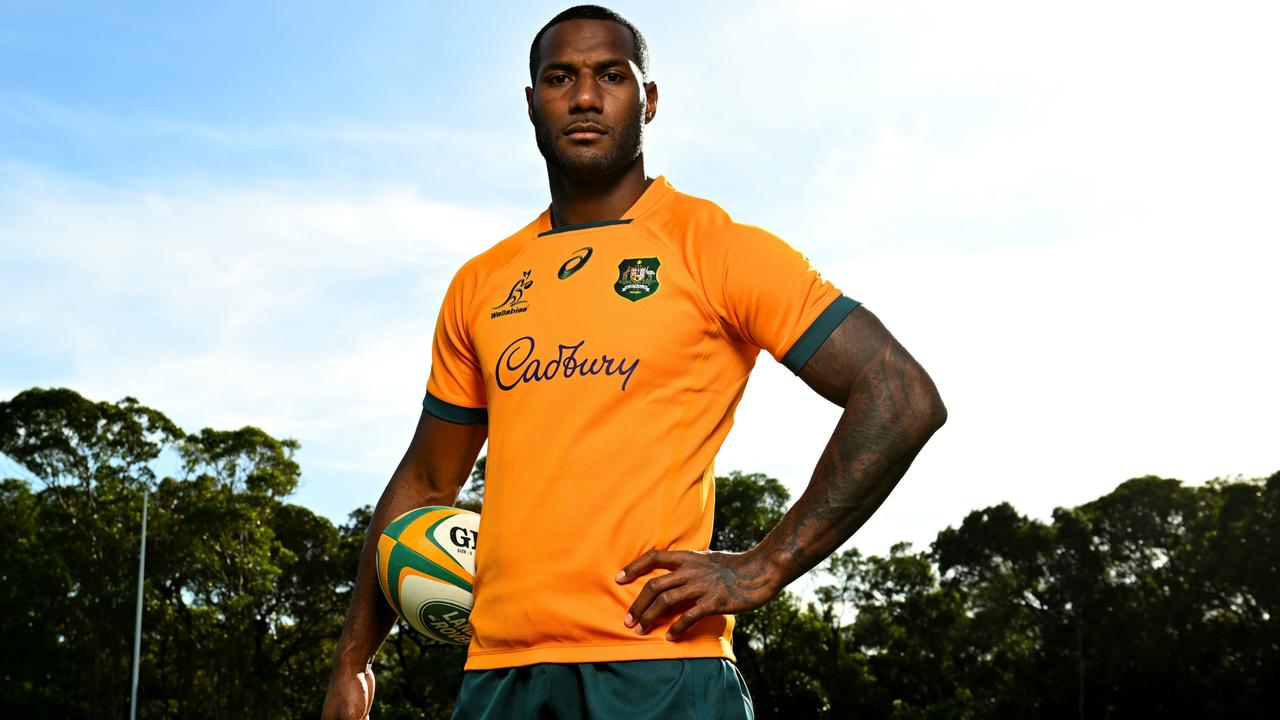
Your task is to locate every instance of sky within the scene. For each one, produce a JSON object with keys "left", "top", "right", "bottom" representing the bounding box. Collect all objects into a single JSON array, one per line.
[{"left": 2, "top": 0, "right": 1277, "bottom": 559}]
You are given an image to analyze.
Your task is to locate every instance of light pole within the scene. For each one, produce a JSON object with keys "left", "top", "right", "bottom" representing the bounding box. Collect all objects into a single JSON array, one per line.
[{"left": 129, "top": 488, "right": 147, "bottom": 720}]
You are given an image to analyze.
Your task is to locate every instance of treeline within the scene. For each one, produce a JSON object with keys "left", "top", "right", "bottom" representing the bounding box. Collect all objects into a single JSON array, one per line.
[{"left": 0, "top": 388, "right": 1276, "bottom": 718}]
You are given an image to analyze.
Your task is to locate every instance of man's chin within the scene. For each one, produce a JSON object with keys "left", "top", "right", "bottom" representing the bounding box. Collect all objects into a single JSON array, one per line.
[
  {"left": 550, "top": 153, "right": 629, "bottom": 183},
  {"left": 557, "top": 143, "right": 611, "bottom": 165}
]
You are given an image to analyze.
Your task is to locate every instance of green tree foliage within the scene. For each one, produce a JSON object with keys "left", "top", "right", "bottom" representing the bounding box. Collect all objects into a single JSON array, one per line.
[
  {"left": 0, "top": 388, "right": 349, "bottom": 719},
  {"left": 710, "top": 471, "right": 789, "bottom": 553},
  {"left": 3, "top": 387, "right": 1277, "bottom": 718},
  {"left": 0, "top": 388, "right": 182, "bottom": 717},
  {"left": 931, "top": 474, "right": 1280, "bottom": 718},
  {"left": 722, "top": 471, "right": 1280, "bottom": 718}
]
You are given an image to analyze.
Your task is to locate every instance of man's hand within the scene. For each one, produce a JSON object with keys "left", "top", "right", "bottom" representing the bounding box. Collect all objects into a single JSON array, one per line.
[
  {"left": 616, "top": 549, "right": 781, "bottom": 638},
  {"left": 320, "top": 663, "right": 375, "bottom": 720},
  {"left": 321, "top": 411, "right": 486, "bottom": 720}
]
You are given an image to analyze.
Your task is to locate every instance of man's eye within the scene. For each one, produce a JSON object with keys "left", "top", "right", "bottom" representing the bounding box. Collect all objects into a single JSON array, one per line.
[
  {"left": 603, "top": 72, "right": 623, "bottom": 82},
  {"left": 547, "top": 75, "right": 570, "bottom": 85}
]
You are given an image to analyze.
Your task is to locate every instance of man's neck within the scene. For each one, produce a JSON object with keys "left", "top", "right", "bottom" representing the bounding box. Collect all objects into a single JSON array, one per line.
[{"left": 546, "top": 160, "right": 652, "bottom": 229}]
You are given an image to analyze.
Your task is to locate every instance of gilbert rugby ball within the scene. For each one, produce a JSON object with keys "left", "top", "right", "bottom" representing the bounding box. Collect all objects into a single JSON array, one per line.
[{"left": 376, "top": 506, "right": 479, "bottom": 644}]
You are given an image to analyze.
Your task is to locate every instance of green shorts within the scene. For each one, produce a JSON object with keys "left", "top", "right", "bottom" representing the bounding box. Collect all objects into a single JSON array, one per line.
[{"left": 450, "top": 658, "right": 754, "bottom": 720}]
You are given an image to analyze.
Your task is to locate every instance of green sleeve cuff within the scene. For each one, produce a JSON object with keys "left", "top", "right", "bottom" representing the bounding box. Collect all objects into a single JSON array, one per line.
[
  {"left": 780, "top": 296, "right": 861, "bottom": 374},
  {"left": 422, "top": 391, "right": 488, "bottom": 425}
]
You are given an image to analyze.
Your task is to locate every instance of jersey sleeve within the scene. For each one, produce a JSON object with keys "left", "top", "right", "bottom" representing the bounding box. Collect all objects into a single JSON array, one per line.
[
  {"left": 705, "top": 223, "right": 860, "bottom": 374},
  {"left": 424, "top": 268, "right": 488, "bottom": 424}
]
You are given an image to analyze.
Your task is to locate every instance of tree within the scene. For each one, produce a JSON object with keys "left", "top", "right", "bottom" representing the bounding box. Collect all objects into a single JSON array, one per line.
[
  {"left": 0, "top": 388, "right": 350, "bottom": 719},
  {"left": 710, "top": 471, "right": 789, "bottom": 553},
  {"left": 0, "top": 388, "right": 181, "bottom": 718}
]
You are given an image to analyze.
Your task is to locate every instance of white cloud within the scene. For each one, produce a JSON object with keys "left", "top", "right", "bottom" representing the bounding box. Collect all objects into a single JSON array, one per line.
[
  {"left": 0, "top": 167, "right": 523, "bottom": 519},
  {"left": 679, "top": 0, "right": 1280, "bottom": 554}
]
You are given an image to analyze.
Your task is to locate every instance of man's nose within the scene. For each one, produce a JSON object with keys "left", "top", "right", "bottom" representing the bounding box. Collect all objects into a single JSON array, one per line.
[{"left": 570, "top": 76, "right": 603, "bottom": 113}]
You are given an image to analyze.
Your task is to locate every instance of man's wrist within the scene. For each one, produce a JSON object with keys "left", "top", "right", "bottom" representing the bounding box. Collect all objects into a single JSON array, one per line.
[
  {"left": 332, "top": 655, "right": 373, "bottom": 676},
  {"left": 332, "top": 636, "right": 376, "bottom": 673},
  {"left": 742, "top": 544, "right": 793, "bottom": 596}
]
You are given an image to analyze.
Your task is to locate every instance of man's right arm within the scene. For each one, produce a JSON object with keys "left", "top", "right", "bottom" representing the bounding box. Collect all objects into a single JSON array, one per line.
[{"left": 322, "top": 410, "right": 487, "bottom": 720}]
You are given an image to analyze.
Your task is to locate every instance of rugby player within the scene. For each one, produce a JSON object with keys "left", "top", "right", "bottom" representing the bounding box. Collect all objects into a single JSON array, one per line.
[{"left": 322, "top": 6, "right": 946, "bottom": 719}]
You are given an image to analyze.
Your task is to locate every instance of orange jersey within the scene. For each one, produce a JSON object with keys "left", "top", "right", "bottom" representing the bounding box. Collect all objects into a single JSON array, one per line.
[{"left": 424, "top": 177, "right": 857, "bottom": 670}]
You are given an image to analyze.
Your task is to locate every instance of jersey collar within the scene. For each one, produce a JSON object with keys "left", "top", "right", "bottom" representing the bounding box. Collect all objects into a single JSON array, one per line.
[{"left": 534, "top": 175, "right": 673, "bottom": 236}]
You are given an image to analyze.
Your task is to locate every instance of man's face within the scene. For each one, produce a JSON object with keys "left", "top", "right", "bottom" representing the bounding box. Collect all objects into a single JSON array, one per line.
[{"left": 527, "top": 19, "right": 657, "bottom": 183}]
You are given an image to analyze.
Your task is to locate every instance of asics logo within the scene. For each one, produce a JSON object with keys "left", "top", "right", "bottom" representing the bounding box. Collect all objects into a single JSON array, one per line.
[{"left": 557, "top": 247, "right": 593, "bottom": 280}]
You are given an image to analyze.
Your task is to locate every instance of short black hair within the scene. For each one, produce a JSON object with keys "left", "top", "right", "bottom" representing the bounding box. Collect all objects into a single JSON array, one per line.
[{"left": 529, "top": 5, "right": 649, "bottom": 85}]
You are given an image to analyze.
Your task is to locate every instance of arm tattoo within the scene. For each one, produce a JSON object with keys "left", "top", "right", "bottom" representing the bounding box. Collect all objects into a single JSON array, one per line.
[
  {"left": 762, "top": 310, "right": 946, "bottom": 586},
  {"left": 717, "top": 556, "right": 773, "bottom": 605}
]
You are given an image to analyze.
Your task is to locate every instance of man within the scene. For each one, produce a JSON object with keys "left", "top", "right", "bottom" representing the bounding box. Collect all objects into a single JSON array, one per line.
[{"left": 322, "top": 6, "right": 946, "bottom": 719}]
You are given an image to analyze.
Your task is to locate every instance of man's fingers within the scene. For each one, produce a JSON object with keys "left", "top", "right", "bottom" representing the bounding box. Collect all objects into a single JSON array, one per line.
[
  {"left": 667, "top": 601, "right": 715, "bottom": 638},
  {"left": 616, "top": 548, "right": 681, "bottom": 584},
  {"left": 636, "top": 584, "right": 700, "bottom": 633},
  {"left": 624, "top": 571, "right": 685, "bottom": 627}
]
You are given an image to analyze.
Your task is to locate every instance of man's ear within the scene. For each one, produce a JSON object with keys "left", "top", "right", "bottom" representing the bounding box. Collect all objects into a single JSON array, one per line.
[
  {"left": 643, "top": 81, "right": 659, "bottom": 124},
  {"left": 525, "top": 86, "right": 535, "bottom": 124}
]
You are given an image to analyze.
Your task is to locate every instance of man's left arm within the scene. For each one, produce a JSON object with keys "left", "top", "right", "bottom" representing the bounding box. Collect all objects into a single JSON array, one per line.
[{"left": 618, "top": 305, "right": 947, "bottom": 637}]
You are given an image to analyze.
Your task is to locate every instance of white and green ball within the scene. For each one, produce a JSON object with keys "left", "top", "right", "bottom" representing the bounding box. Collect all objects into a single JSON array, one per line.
[{"left": 376, "top": 506, "right": 479, "bottom": 644}]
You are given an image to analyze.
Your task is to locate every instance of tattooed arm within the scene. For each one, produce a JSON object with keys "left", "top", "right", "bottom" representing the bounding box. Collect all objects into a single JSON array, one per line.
[{"left": 618, "top": 306, "right": 946, "bottom": 636}]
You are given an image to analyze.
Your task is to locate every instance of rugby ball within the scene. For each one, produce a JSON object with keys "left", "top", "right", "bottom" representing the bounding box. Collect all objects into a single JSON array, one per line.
[{"left": 376, "top": 506, "right": 479, "bottom": 644}]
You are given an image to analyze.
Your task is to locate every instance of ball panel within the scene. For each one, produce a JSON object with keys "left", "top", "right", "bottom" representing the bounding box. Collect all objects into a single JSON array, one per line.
[
  {"left": 399, "top": 573, "right": 473, "bottom": 643},
  {"left": 383, "top": 506, "right": 434, "bottom": 542},
  {"left": 375, "top": 534, "right": 398, "bottom": 603},
  {"left": 395, "top": 509, "right": 478, "bottom": 583},
  {"left": 386, "top": 538, "right": 473, "bottom": 599},
  {"left": 425, "top": 512, "right": 479, "bottom": 575}
]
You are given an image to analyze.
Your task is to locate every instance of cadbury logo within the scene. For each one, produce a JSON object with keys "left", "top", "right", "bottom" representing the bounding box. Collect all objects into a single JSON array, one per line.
[{"left": 496, "top": 336, "right": 639, "bottom": 392}]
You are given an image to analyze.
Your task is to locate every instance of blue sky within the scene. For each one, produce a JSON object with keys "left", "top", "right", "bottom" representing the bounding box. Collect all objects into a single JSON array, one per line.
[{"left": 3, "top": 1, "right": 1278, "bottom": 556}]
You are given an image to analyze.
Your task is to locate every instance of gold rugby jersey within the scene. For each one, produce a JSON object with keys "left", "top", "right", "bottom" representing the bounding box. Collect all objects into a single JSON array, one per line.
[{"left": 424, "top": 177, "right": 858, "bottom": 669}]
